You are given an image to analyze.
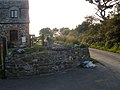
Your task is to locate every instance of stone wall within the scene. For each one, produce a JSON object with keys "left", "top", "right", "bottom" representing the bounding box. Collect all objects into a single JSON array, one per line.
[{"left": 5, "top": 46, "right": 90, "bottom": 77}]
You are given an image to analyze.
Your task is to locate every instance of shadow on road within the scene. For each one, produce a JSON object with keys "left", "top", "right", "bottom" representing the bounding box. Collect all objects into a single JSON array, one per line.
[{"left": 0, "top": 63, "right": 120, "bottom": 90}]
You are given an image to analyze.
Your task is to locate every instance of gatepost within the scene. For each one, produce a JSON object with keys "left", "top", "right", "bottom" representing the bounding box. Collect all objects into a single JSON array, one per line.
[{"left": 0, "top": 35, "right": 7, "bottom": 79}]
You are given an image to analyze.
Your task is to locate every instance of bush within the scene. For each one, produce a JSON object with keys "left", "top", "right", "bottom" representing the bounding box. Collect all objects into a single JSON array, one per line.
[
  {"left": 108, "top": 43, "right": 119, "bottom": 52},
  {"left": 74, "top": 43, "right": 88, "bottom": 48},
  {"left": 105, "top": 41, "right": 114, "bottom": 49},
  {"left": 72, "top": 40, "right": 80, "bottom": 45},
  {"left": 116, "top": 50, "right": 120, "bottom": 54},
  {"left": 79, "top": 43, "right": 88, "bottom": 48},
  {"left": 35, "top": 41, "right": 42, "bottom": 46},
  {"left": 54, "top": 35, "right": 66, "bottom": 42},
  {"left": 90, "top": 44, "right": 96, "bottom": 48},
  {"left": 66, "top": 36, "right": 76, "bottom": 44}
]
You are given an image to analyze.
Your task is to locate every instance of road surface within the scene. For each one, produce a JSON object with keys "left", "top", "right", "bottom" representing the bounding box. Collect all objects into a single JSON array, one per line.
[
  {"left": 0, "top": 64, "right": 120, "bottom": 90},
  {"left": 89, "top": 48, "right": 120, "bottom": 78},
  {"left": 0, "top": 48, "right": 120, "bottom": 90}
]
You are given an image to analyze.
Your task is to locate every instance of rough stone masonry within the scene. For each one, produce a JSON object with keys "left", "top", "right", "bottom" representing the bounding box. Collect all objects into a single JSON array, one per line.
[
  {"left": 5, "top": 45, "right": 90, "bottom": 78},
  {"left": 0, "top": 0, "right": 30, "bottom": 46}
]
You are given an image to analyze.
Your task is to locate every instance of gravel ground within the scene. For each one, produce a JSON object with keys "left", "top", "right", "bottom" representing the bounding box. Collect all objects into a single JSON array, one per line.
[{"left": 0, "top": 63, "right": 120, "bottom": 90}]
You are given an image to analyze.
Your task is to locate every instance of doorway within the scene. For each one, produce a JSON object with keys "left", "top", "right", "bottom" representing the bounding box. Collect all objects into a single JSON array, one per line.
[{"left": 10, "top": 30, "right": 18, "bottom": 45}]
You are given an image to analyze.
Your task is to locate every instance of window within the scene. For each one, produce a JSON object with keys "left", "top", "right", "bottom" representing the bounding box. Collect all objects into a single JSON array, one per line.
[{"left": 10, "top": 10, "right": 18, "bottom": 18}]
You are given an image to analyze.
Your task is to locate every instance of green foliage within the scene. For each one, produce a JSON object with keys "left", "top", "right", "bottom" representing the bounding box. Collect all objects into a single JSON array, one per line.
[
  {"left": 79, "top": 43, "right": 88, "bottom": 48},
  {"left": 35, "top": 41, "right": 42, "bottom": 46},
  {"left": 72, "top": 40, "right": 80, "bottom": 45},
  {"left": 66, "top": 35, "right": 77, "bottom": 44},
  {"left": 39, "top": 27, "right": 53, "bottom": 37},
  {"left": 108, "top": 43, "right": 119, "bottom": 52},
  {"left": 60, "top": 28, "right": 71, "bottom": 36},
  {"left": 25, "top": 46, "right": 49, "bottom": 54},
  {"left": 75, "top": 21, "right": 90, "bottom": 33},
  {"left": 105, "top": 41, "right": 114, "bottom": 49},
  {"left": 116, "top": 49, "right": 120, "bottom": 54},
  {"left": 54, "top": 35, "right": 66, "bottom": 43},
  {"left": 40, "top": 28, "right": 50, "bottom": 34},
  {"left": 60, "top": 27, "right": 70, "bottom": 32},
  {"left": 53, "top": 14, "right": 120, "bottom": 54}
]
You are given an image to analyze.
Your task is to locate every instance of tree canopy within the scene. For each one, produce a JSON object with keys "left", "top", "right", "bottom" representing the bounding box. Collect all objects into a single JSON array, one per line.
[
  {"left": 39, "top": 27, "right": 52, "bottom": 36},
  {"left": 53, "top": 12, "right": 120, "bottom": 53},
  {"left": 86, "top": 0, "right": 120, "bottom": 20}
]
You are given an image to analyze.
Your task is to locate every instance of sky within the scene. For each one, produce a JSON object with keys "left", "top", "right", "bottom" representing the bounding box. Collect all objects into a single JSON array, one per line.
[{"left": 29, "top": 0, "right": 96, "bottom": 36}]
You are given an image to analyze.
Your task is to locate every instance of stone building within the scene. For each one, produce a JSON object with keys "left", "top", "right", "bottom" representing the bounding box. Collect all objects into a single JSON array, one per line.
[{"left": 0, "top": 0, "right": 30, "bottom": 47}]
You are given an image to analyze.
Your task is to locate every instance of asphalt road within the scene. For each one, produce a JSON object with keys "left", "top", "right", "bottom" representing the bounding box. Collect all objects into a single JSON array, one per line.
[
  {"left": 0, "top": 48, "right": 120, "bottom": 90},
  {"left": 89, "top": 48, "right": 120, "bottom": 78},
  {"left": 0, "top": 64, "right": 120, "bottom": 90}
]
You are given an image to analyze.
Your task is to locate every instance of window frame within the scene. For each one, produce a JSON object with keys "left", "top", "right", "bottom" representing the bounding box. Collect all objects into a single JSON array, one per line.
[{"left": 10, "top": 10, "right": 18, "bottom": 18}]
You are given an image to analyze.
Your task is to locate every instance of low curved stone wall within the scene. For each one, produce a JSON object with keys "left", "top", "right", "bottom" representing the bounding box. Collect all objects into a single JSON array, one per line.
[{"left": 5, "top": 46, "right": 90, "bottom": 77}]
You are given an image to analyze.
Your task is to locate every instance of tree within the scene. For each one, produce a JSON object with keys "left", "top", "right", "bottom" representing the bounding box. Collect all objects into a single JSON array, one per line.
[
  {"left": 86, "top": 0, "right": 120, "bottom": 20},
  {"left": 61, "top": 29, "right": 70, "bottom": 36},
  {"left": 51, "top": 28, "right": 59, "bottom": 37},
  {"left": 75, "top": 21, "right": 90, "bottom": 33},
  {"left": 39, "top": 27, "right": 52, "bottom": 37},
  {"left": 59, "top": 27, "right": 71, "bottom": 36},
  {"left": 60, "top": 27, "right": 70, "bottom": 33},
  {"left": 39, "top": 28, "right": 53, "bottom": 46},
  {"left": 52, "top": 28, "right": 59, "bottom": 34},
  {"left": 84, "top": 15, "right": 98, "bottom": 24},
  {"left": 116, "top": 3, "right": 120, "bottom": 14}
]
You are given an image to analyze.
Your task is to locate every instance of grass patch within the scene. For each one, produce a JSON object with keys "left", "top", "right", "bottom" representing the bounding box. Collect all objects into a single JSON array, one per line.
[
  {"left": 90, "top": 44, "right": 120, "bottom": 54},
  {"left": 116, "top": 50, "right": 120, "bottom": 54},
  {"left": 25, "top": 46, "right": 49, "bottom": 54},
  {"left": 35, "top": 41, "right": 42, "bottom": 46}
]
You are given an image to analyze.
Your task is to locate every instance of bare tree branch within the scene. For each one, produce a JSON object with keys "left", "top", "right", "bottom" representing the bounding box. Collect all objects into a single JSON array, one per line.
[{"left": 85, "top": 0, "right": 120, "bottom": 20}]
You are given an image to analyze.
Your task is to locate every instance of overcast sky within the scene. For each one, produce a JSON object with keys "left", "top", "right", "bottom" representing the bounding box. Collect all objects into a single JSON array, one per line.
[{"left": 29, "top": 0, "right": 96, "bottom": 36}]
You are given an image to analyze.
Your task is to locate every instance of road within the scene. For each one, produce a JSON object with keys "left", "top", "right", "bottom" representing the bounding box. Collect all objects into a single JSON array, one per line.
[
  {"left": 0, "top": 64, "right": 120, "bottom": 90},
  {"left": 0, "top": 48, "right": 120, "bottom": 90},
  {"left": 89, "top": 48, "right": 120, "bottom": 78}
]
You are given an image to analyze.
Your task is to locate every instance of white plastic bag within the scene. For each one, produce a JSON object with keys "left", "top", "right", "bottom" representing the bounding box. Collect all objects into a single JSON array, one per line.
[{"left": 86, "top": 61, "right": 96, "bottom": 68}]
